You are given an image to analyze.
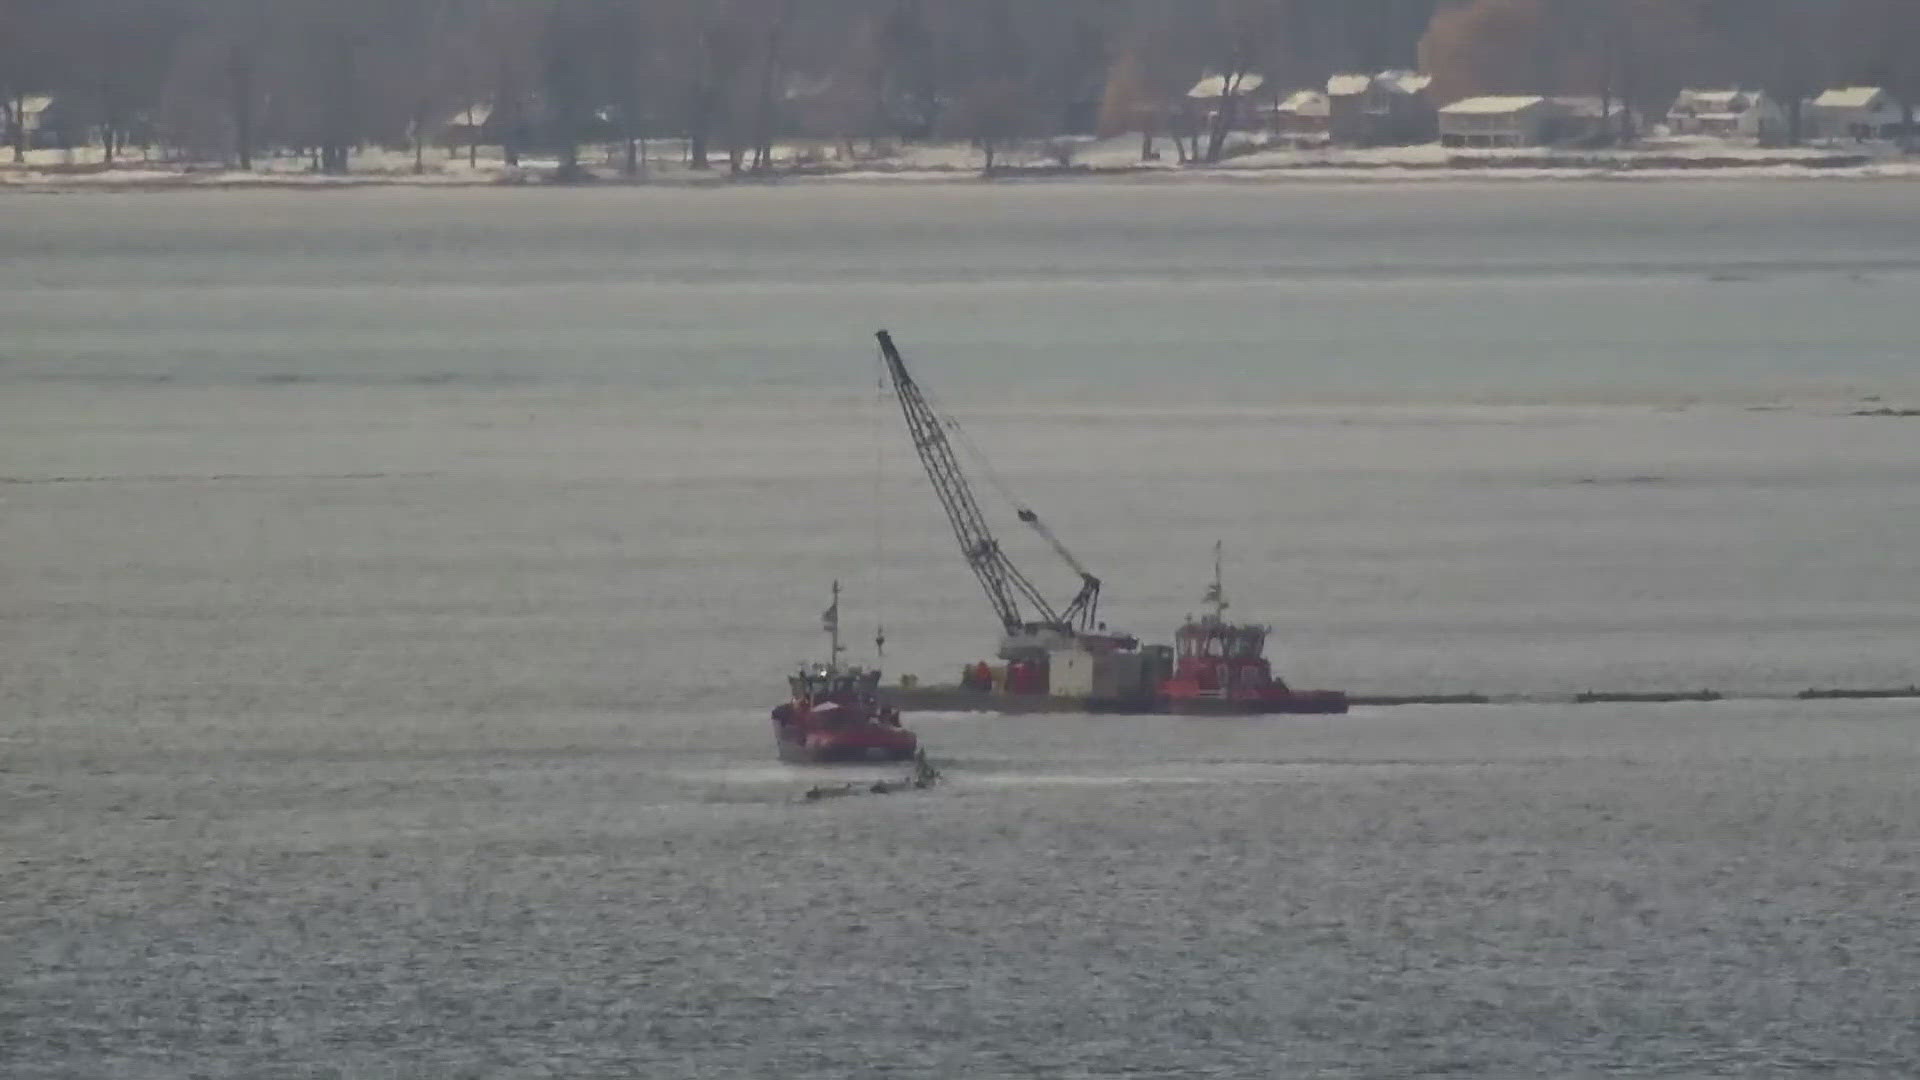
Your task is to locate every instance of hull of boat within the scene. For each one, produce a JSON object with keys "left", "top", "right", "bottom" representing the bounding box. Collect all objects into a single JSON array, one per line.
[
  {"left": 776, "top": 733, "right": 918, "bottom": 764},
  {"left": 879, "top": 686, "right": 1159, "bottom": 715},
  {"left": 880, "top": 684, "right": 1349, "bottom": 715},
  {"left": 1164, "top": 691, "right": 1349, "bottom": 716}
]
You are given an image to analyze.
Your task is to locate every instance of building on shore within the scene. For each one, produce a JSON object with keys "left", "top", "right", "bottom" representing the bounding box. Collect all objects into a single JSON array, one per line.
[
  {"left": 1438, "top": 95, "right": 1635, "bottom": 148},
  {"left": 1326, "top": 70, "right": 1436, "bottom": 146},
  {"left": 1666, "top": 89, "right": 1786, "bottom": 142},
  {"left": 1547, "top": 96, "right": 1635, "bottom": 144},
  {"left": 3, "top": 95, "right": 54, "bottom": 148},
  {"left": 1261, "top": 90, "right": 1329, "bottom": 143},
  {"left": 1808, "top": 87, "right": 1902, "bottom": 142},
  {"left": 1438, "top": 96, "right": 1552, "bottom": 147}
]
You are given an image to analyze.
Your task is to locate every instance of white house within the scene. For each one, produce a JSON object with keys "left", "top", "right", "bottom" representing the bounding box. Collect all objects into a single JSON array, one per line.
[
  {"left": 1438, "top": 95, "right": 1552, "bottom": 147},
  {"left": 4, "top": 94, "right": 53, "bottom": 145},
  {"left": 1186, "top": 72, "right": 1266, "bottom": 102},
  {"left": 1264, "top": 89, "right": 1329, "bottom": 139},
  {"left": 1666, "top": 88, "right": 1785, "bottom": 141},
  {"left": 1809, "top": 87, "right": 1902, "bottom": 141},
  {"left": 1184, "top": 72, "right": 1270, "bottom": 134}
]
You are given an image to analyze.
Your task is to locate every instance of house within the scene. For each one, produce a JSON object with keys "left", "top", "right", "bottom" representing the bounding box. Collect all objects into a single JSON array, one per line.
[
  {"left": 1262, "top": 89, "right": 1329, "bottom": 141},
  {"left": 1547, "top": 96, "right": 1635, "bottom": 143},
  {"left": 1666, "top": 88, "right": 1785, "bottom": 141},
  {"left": 1184, "top": 72, "right": 1269, "bottom": 134},
  {"left": 1326, "top": 70, "right": 1436, "bottom": 146},
  {"left": 1186, "top": 72, "right": 1266, "bottom": 103},
  {"left": 438, "top": 102, "right": 495, "bottom": 146},
  {"left": 4, "top": 95, "right": 57, "bottom": 148},
  {"left": 1808, "top": 87, "right": 1902, "bottom": 141},
  {"left": 13, "top": 94, "right": 52, "bottom": 135},
  {"left": 1438, "top": 95, "right": 1552, "bottom": 147}
]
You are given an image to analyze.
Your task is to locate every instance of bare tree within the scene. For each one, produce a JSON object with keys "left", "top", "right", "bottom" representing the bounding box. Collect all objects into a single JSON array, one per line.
[
  {"left": 1558, "top": 1, "right": 1724, "bottom": 143},
  {"left": 277, "top": 1, "right": 386, "bottom": 174},
  {"left": 61, "top": 0, "right": 185, "bottom": 165},
  {"left": 396, "top": 0, "right": 466, "bottom": 175},
  {"left": 1, "top": 0, "right": 64, "bottom": 162},
  {"left": 1098, "top": 46, "right": 1160, "bottom": 159},
  {"left": 945, "top": 0, "right": 1033, "bottom": 173},
  {"left": 225, "top": 24, "right": 260, "bottom": 168},
  {"left": 1421, "top": 0, "right": 1554, "bottom": 102},
  {"left": 1200, "top": 0, "right": 1287, "bottom": 163},
  {"left": 874, "top": 0, "right": 940, "bottom": 143},
  {"left": 654, "top": 0, "right": 751, "bottom": 170},
  {"left": 748, "top": 0, "right": 797, "bottom": 172},
  {"left": 470, "top": 0, "right": 547, "bottom": 168},
  {"left": 594, "top": 0, "right": 652, "bottom": 178},
  {"left": 953, "top": 77, "right": 1028, "bottom": 173},
  {"left": 1852, "top": 0, "right": 1920, "bottom": 150},
  {"left": 1724, "top": 0, "right": 1837, "bottom": 145},
  {"left": 545, "top": 0, "right": 597, "bottom": 179}
]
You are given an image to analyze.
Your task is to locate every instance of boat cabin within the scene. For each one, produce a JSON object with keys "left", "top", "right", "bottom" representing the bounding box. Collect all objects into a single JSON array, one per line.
[
  {"left": 1170, "top": 616, "right": 1288, "bottom": 695},
  {"left": 1178, "top": 619, "right": 1267, "bottom": 661},
  {"left": 790, "top": 664, "right": 883, "bottom": 709}
]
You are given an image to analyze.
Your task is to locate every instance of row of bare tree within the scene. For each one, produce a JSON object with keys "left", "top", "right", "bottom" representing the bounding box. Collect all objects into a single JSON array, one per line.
[{"left": 0, "top": 0, "right": 1914, "bottom": 173}]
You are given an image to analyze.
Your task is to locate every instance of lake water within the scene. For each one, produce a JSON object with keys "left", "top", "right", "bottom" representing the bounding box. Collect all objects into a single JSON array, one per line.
[{"left": 4, "top": 182, "right": 1919, "bottom": 1077}]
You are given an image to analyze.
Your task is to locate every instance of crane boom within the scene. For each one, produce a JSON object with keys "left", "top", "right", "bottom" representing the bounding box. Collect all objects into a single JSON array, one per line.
[{"left": 877, "top": 330, "right": 1101, "bottom": 638}]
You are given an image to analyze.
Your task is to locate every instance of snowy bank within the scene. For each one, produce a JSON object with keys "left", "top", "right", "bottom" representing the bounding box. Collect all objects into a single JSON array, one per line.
[{"left": 3, "top": 135, "right": 1918, "bottom": 191}]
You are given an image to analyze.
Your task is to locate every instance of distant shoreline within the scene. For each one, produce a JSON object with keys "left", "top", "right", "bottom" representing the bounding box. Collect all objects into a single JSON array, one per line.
[
  {"left": 5, "top": 137, "right": 1918, "bottom": 192},
  {"left": 6, "top": 166, "right": 1918, "bottom": 193}
]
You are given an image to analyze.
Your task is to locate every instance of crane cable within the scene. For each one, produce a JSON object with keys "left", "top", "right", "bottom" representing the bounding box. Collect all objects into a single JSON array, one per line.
[
  {"left": 924, "top": 381, "right": 1094, "bottom": 581},
  {"left": 916, "top": 371, "right": 1040, "bottom": 533},
  {"left": 878, "top": 334, "right": 1087, "bottom": 626},
  {"left": 871, "top": 342, "right": 887, "bottom": 659}
]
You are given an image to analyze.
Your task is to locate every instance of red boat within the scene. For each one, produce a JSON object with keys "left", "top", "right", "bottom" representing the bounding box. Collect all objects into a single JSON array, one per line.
[
  {"left": 1159, "top": 545, "right": 1349, "bottom": 715},
  {"left": 771, "top": 583, "right": 920, "bottom": 763},
  {"left": 772, "top": 664, "right": 919, "bottom": 763}
]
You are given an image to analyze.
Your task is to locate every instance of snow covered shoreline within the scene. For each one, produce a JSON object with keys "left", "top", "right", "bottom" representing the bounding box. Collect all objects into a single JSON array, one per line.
[{"left": 4, "top": 135, "right": 1918, "bottom": 190}]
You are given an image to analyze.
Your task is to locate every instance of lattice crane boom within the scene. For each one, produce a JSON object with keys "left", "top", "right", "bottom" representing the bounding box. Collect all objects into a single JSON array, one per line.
[{"left": 877, "top": 330, "right": 1101, "bottom": 636}]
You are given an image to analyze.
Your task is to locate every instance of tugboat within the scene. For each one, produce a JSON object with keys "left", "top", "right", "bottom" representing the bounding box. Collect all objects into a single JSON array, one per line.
[
  {"left": 771, "top": 582, "right": 920, "bottom": 763},
  {"left": 1159, "top": 544, "right": 1349, "bottom": 715}
]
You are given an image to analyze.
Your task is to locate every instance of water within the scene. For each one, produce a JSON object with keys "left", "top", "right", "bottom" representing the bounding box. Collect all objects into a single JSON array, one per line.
[
  {"left": 4, "top": 182, "right": 1918, "bottom": 401},
  {"left": 4, "top": 182, "right": 1919, "bottom": 1076}
]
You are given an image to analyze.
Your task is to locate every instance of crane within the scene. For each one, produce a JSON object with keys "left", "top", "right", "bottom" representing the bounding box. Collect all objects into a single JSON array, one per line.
[{"left": 876, "top": 330, "right": 1107, "bottom": 652}]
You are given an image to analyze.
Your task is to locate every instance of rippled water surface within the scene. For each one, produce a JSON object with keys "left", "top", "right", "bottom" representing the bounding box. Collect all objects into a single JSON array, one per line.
[{"left": 4, "top": 183, "right": 1919, "bottom": 1077}]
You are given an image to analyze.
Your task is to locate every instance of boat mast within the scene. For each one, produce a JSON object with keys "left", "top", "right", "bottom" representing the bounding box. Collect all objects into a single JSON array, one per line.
[
  {"left": 1204, "top": 541, "right": 1229, "bottom": 622},
  {"left": 822, "top": 580, "right": 845, "bottom": 670}
]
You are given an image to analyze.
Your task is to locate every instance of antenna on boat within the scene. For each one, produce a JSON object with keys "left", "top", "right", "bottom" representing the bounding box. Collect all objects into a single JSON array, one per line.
[
  {"left": 822, "top": 580, "right": 845, "bottom": 671},
  {"left": 1204, "top": 540, "right": 1229, "bottom": 622}
]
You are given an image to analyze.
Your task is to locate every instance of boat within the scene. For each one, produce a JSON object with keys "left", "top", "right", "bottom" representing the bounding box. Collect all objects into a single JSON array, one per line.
[
  {"left": 870, "top": 329, "right": 1346, "bottom": 717},
  {"left": 1158, "top": 544, "right": 1349, "bottom": 715},
  {"left": 771, "top": 582, "right": 920, "bottom": 763}
]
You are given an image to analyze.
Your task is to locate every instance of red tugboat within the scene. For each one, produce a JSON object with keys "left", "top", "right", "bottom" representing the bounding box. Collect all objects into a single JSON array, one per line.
[
  {"left": 1159, "top": 544, "right": 1349, "bottom": 715},
  {"left": 771, "top": 582, "right": 920, "bottom": 763}
]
